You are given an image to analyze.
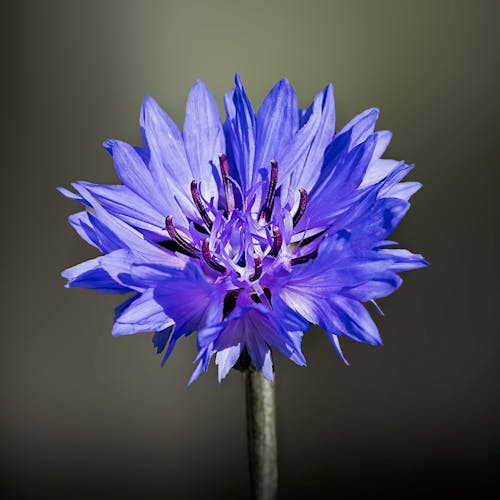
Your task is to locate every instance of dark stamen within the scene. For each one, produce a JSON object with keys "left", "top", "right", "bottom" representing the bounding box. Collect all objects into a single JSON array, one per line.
[
  {"left": 297, "top": 228, "right": 327, "bottom": 248},
  {"left": 293, "top": 188, "right": 308, "bottom": 227},
  {"left": 202, "top": 238, "right": 227, "bottom": 273},
  {"left": 223, "top": 290, "right": 240, "bottom": 318},
  {"left": 269, "top": 226, "right": 282, "bottom": 257},
  {"left": 219, "top": 154, "right": 235, "bottom": 215},
  {"left": 249, "top": 256, "right": 263, "bottom": 281},
  {"left": 291, "top": 247, "right": 318, "bottom": 265},
  {"left": 193, "top": 222, "right": 209, "bottom": 235},
  {"left": 157, "top": 240, "right": 195, "bottom": 257},
  {"left": 259, "top": 160, "right": 278, "bottom": 223},
  {"left": 165, "top": 215, "right": 199, "bottom": 257},
  {"left": 190, "top": 180, "right": 213, "bottom": 230},
  {"left": 250, "top": 287, "right": 272, "bottom": 305}
]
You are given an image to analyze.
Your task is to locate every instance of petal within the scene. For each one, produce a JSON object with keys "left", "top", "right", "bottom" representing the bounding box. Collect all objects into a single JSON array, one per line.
[
  {"left": 327, "top": 334, "right": 350, "bottom": 365},
  {"left": 112, "top": 289, "right": 175, "bottom": 336},
  {"left": 328, "top": 296, "right": 382, "bottom": 345},
  {"left": 215, "top": 345, "right": 243, "bottom": 382},
  {"left": 254, "top": 78, "right": 298, "bottom": 174},
  {"left": 62, "top": 249, "right": 140, "bottom": 293},
  {"left": 70, "top": 184, "right": 185, "bottom": 266},
  {"left": 279, "top": 84, "right": 335, "bottom": 197},
  {"left": 67, "top": 211, "right": 101, "bottom": 249},
  {"left": 223, "top": 74, "right": 256, "bottom": 192},
  {"left": 152, "top": 326, "right": 174, "bottom": 354},
  {"left": 109, "top": 139, "right": 191, "bottom": 225},
  {"left": 340, "top": 107, "right": 379, "bottom": 149},
  {"left": 384, "top": 181, "right": 422, "bottom": 201},
  {"left": 140, "top": 96, "right": 198, "bottom": 220},
  {"left": 183, "top": 80, "right": 225, "bottom": 203}
]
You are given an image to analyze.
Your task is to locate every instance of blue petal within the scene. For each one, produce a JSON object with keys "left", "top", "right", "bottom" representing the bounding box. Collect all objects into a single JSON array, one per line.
[
  {"left": 328, "top": 296, "right": 382, "bottom": 345},
  {"left": 339, "top": 107, "right": 379, "bottom": 149},
  {"left": 140, "top": 96, "right": 198, "bottom": 220},
  {"left": 112, "top": 288, "right": 175, "bottom": 336},
  {"left": 69, "top": 184, "right": 184, "bottom": 266},
  {"left": 215, "top": 345, "right": 243, "bottom": 382},
  {"left": 254, "top": 78, "right": 298, "bottom": 175},
  {"left": 279, "top": 84, "right": 335, "bottom": 196},
  {"left": 62, "top": 249, "right": 139, "bottom": 293},
  {"left": 129, "top": 263, "right": 224, "bottom": 365},
  {"left": 384, "top": 181, "right": 422, "bottom": 201},
  {"left": 77, "top": 181, "right": 167, "bottom": 237},
  {"left": 108, "top": 139, "right": 192, "bottom": 225},
  {"left": 327, "top": 334, "right": 350, "bottom": 365},
  {"left": 183, "top": 81, "right": 225, "bottom": 205},
  {"left": 152, "top": 326, "right": 174, "bottom": 354},
  {"left": 223, "top": 74, "right": 256, "bottom": 192}
]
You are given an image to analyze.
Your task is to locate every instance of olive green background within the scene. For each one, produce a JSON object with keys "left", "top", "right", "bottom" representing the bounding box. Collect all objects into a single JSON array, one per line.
[{"left": 2, "top": 0, "right": 499, "bottom": 498}]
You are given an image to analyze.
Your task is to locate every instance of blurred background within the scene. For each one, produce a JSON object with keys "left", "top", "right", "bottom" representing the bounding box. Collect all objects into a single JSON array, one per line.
[{"left": 1, "top": 0, "right": 499, "bottom": 498}]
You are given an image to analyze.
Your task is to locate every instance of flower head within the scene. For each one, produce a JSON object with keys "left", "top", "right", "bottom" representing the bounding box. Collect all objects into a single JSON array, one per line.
[{"left": 60, "top": 75, "right": 427, "bottom": 384}]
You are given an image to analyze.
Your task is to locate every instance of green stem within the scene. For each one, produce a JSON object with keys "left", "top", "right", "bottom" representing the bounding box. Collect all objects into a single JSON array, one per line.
[{"left": 245, "top": 366, "right": 278, "bottom": 500}]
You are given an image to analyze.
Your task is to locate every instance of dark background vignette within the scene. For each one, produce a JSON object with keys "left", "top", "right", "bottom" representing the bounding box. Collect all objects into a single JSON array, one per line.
[{"left": 1, "top": 0, "right": 498, "bottom": 498}]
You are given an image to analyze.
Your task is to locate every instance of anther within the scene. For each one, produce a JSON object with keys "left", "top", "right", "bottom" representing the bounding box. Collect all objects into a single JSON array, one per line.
[
  {"left": 165, "top": 215, "right": 199, "bottom": 257},
  {"left": 190, "top": 180, "right": 213, "bottom": 230},
  {"left": 292, "top": 188, "right": 308, "bottom": 227},
  {"left": 269, "top": 226, "right": 282, "bottom": 257},
  {"left": 219, "top": 154, "right": 235, "bottom": 215},
  {"left": 249, "top": 256, "right": 263, "bottom": 281},
  {"left": 291, "top": 247, "right": 318, "bottom": 265},
  {"left": 259, "top": 160, "right": 278, "bottom": 223},
  {"left": 201, "top": 238, "right": 227, "bottom": 273}
]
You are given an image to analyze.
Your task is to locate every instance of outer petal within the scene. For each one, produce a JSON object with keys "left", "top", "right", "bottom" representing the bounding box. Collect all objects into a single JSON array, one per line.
[
  {"left": 140, "top": 96, "right": 198, "bottom": 221},
  {"left": 198, "top": 294, "right": 308, "bottom": 383},
  {"left": 77, "top": 181, "right": 167, "bottom": 237},
  {"left": 62, "top": 249, "right": 141, "bottom": 293},
  {"left": 112, "top": 289, "right": 175, "bottom": 336},
  {"left": 183, "top": 81, "right": 225, "bottom": 204},
  {"left": 68, "top": 183, "right": 185, "bottom": 267},
  {"left": 224, "top": 74, "right": 256, "bottom": 192},
  {"left": 254, "top": 78, "right": 298, "bottom": 174},
  {"left": 127, "top": 263, "right": 224, "bottom": 365},
  {"left": 279, "top": 84, "right": 335, "bottom": 197},
  {"left": 339, "top": 107, "right": 379, "bottom": 149},
  {"left": 108, "top": 139, "right": 191, "bottom": 225}
]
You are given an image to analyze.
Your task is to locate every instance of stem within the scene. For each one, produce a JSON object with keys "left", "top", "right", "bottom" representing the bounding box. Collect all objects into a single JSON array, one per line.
[{"left": 245, "top": 366, "right": 278, "bottom": 500}]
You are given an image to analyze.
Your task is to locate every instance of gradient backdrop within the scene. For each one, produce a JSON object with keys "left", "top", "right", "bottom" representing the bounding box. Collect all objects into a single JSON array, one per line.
[{"left": 2, "top": 1, "right": 499, "bottom": 498}]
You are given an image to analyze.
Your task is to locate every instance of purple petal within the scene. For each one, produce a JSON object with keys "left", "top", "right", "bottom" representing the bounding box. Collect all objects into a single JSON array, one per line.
[
  {"left": 112, "top": 289, "right": 175, "bottom": 336},
  {"left": 183, "top": 81, "right": 225, "bottom": 204},
  {"left": 223, "top": 74, "right": 256, "bottom": 192}
]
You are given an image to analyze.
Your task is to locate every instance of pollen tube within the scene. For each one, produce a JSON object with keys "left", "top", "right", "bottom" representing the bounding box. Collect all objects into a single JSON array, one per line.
[
  {"left": 249, "top": 256, "right": 263, "bottom": 281},
  {"left": 202, "top": 238, "right": 227, "bottom": 273},
  {"left": 190, "top": 180, "right": 213, "bottom": 230},
  {"left": 219, "top": 154, "right": 235, "bottom": 215},
  {"left": 269, "top": 226, "right": 282, "bottom": 257},
  {"left": 165, "top": 215, "right": 199, "bottom": 257},
  {"left": 292, "top": 188, "right": 308, "bottom": 227},
  {"left": 291, "top": 247, "right": 318, "bottom": 265},
  {"left": 259, "top": 160, "right": 278, "bottom": 223}
]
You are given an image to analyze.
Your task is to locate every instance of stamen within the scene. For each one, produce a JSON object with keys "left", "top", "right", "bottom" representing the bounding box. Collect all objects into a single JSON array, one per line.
[
  {"left": 190, "top": 180, "right": 213, "bottom": 230},
  {"left": 223, "top": 290, "right": 240, "bottom": 318},
  {"left": 249, "top": 256, "right": 263, "bottom": 281},
  {"left": 201, "top": 238, "right": 227, "bottom": 273},
  {"left": 219, "top": 154, "right": 235, "bottom": 215},
  {"left": 269, "top": 226, "right": 282, "bottom": 257},
  {"left": 165, "top": 215, "right": 199, "bottom": 257},
  {"left": 293, "top": 188, "right": 308, "bottom": 227},
  {"left": 291, "top": 247, "right": 318, "bottom": 265},
  {"left": 259, "top": 160, "right": 278, "bottom": 223}
]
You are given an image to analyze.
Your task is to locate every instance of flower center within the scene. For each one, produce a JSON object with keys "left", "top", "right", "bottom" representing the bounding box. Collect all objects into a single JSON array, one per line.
[{"left": 160, "top": 155, "right": 322, "bottom": 287}]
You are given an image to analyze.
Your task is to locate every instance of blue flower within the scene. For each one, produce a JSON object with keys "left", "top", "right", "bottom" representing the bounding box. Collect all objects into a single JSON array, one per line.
[{"left": 60, "top": 75, "right": 427, "bottom": 384}]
